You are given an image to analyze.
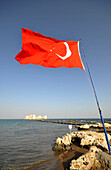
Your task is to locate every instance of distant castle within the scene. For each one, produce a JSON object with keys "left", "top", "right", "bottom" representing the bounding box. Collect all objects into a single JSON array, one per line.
[{"left": 25, "top": 114, "right": 47, "bottom": 120}]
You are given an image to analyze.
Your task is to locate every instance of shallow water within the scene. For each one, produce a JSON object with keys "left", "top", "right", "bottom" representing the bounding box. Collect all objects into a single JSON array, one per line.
[
  {"left": 0, "top": 119, "right": 76, "bottom": 169},
  {"left": 0, "top": 118, "right": 110, "bottom": 169}
]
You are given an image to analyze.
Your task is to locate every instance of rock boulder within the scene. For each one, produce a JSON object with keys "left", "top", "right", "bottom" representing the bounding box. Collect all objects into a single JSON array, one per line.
[{"left": 70, "top": 146, "right": 111, "bottom": 170}]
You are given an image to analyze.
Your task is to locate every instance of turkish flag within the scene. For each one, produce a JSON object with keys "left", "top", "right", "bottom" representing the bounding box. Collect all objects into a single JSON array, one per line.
[{"left": 15, "top": 28, "right": 84, "bottom": 69}]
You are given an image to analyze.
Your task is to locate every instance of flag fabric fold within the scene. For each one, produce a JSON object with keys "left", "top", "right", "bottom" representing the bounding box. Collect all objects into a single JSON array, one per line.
[{"left": 15, "top": 28, "right": 84, "bottom": 69}]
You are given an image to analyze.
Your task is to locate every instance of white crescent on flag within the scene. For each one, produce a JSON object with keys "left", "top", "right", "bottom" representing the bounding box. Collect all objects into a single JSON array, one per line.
[{"left": 56, "top": 42, "right": 72, "bottom": 60}]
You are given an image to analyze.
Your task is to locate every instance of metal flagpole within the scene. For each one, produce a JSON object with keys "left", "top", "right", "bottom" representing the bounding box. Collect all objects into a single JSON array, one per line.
[{"left": 79, "top": 40, "right": 111, "bottom": 154}]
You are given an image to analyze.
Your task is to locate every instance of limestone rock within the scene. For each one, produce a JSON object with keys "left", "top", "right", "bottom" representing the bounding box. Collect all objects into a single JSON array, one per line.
[
  {"left": 56, "top": 137, "right": 63, "bottom": 145},
  {"left": 62, "top": 133, "right": 72, "bottom": 145},
  {"left": 104, "top": 123, "right": 111, "bottom": 128},
  {"left": 72, "top": 131, "right": 111, "bottom": 151},
  {"left": 53, "top": 134, "right": 72, "bottom": 151},
  {"left": 70, "top": 146, "right": 111, "bottom": 170},
  {"left": 76, "top": 122, "right": 111, "bottom": 130},
  {"left": 78, "top": 124, "right": 90, "bottom": 130},
  {"left": 53, "top": 131, "right": 111, "bottom": 152},
  {"left": 90, "top": 122, "right": 111, "bottom": 129},
  {"left": 70, "top": 146, "right": 98, "bottom": 170}
]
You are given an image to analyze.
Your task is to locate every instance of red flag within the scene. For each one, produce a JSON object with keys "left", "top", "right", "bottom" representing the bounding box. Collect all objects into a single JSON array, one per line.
[{"left": 15, "top": 28, "right": 84, "bottom": 69}]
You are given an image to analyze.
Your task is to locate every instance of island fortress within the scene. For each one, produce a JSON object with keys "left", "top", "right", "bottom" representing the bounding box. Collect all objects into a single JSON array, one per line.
[{"left": 25, "top": 114, "right": 47, "bottom": 120}]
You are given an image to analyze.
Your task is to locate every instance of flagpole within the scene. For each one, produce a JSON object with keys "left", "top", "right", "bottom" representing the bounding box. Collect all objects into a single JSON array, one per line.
[{"left": 79, "top": 40, "right": 111, "bottom": 154}]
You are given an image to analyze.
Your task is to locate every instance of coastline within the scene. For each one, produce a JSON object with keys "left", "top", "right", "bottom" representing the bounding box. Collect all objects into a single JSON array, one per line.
[
  {"left": 46, "top": 119, "right": 111, "bottom": 170},
  {"left": 0, "top": 119, "right": 111, "bottom": 169}
]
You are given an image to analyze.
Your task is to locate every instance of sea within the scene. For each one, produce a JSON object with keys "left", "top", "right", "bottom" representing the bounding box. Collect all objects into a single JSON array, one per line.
[{"left": 0, "top": 118, "right": 111, "bottom": 170}]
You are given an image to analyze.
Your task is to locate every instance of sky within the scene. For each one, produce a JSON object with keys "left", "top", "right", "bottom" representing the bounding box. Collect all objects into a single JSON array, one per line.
[{"left": 0, "top": 0, "right": 111, "bottom": 119}]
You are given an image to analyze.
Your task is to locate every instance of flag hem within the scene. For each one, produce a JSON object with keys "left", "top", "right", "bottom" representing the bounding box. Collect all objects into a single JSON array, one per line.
[{"left": 78, "top": 41, "right": 85, "bottom": 70}]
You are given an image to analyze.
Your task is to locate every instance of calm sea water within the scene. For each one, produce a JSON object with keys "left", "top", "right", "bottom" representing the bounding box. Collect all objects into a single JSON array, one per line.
[{"left": 0, "top": 118, "right": 111, "bottom": 170}]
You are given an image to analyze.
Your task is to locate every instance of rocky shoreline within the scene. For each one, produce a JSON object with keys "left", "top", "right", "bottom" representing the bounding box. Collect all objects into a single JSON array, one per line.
[
  {"left": 50, "top": 120, "right": 111, "bottom": 170},
  {"left": 45, "top": 119, "right": 111, "bottom": 134},
  {"left": 53, "top": 131, "right": 111, "bottom": 169}
]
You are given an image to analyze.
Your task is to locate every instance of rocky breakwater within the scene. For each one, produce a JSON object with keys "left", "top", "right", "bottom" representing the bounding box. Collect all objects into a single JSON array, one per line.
[
  {"left": 53, "top": 131, "right": 111, "bottom": 169},
  {"left": 53, "top": 131, "right": 111, "bottom": 151},
  {"left": 76, "top": 122, "right": 111, "bottom": 133}
]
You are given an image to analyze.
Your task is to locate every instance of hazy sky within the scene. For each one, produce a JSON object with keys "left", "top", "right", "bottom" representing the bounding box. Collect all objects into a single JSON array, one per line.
[{"left": 0, "top": 0, "right": 111, "bottom": 119}]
